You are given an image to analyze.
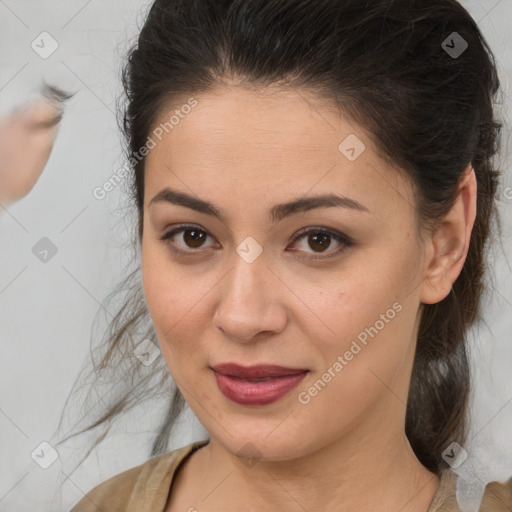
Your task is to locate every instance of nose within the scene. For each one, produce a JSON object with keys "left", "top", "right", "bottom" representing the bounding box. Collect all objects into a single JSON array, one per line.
[{"left": 213, "top": 248, "right": 288, "bottom": 343}]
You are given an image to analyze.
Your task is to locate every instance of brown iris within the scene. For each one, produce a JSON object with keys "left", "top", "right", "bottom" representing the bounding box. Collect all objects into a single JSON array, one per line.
[{"left": 183, "top": 229, "right": 207, "bottom": 248}]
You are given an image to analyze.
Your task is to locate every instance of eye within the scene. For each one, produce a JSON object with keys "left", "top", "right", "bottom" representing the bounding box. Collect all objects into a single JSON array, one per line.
[
  {"left": 159, "top": 224, "right": 353, "bottom": 260},
  {"left": 287, "top": 227, "right": 353, "bottom": 260},
  {"left": 159, "top": 224, "right": 216, "bottom": 254}
]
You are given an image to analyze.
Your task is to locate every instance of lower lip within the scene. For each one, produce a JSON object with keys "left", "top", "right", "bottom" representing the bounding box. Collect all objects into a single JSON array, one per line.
[{"left": 212, "top": 371, "right": 308, "bottom": 406}]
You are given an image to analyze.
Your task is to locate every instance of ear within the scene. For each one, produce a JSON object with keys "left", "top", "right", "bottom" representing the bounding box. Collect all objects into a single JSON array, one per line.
[{"left": 419, "top": 164, "right": 477, "bottom": 305}]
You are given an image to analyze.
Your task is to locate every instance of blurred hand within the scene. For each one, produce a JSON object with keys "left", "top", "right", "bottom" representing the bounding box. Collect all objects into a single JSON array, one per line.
[{"left": 0, "top": 87, "right": 69, "bottom": 206}]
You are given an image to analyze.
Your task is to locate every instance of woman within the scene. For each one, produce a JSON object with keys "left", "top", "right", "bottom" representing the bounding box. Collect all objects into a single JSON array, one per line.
[{"left": 65, "top": 0, "right": 512, "bottom": 510}]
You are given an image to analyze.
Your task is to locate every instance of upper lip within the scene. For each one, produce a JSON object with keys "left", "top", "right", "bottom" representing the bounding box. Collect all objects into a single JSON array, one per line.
[{"left": 211, "top": 363, "right": 308, "bottom": 379}]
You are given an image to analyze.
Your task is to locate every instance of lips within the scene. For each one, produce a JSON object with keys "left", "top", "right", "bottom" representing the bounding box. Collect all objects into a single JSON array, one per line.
[
  {"left": 211, "top": 363, "right": 309, "bottom": 406},
  {"left": 211, "top": 363, "right": 308, "bottom": 379},
  {"left": 213, "top": 372, "right": 308, "bottom": 405}
]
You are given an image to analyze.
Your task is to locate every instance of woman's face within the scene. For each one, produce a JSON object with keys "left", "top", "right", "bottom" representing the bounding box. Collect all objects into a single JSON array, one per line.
[{"left": 141, "top": 86, "right": 433, "bottom": 460}]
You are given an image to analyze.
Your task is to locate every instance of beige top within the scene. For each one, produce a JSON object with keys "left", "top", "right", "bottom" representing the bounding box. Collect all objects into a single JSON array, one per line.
[{"left": 70, "top": 440, "right": 512, "bottom": 511}]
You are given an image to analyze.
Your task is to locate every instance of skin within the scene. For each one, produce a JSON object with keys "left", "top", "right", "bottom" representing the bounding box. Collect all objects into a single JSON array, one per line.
[
  {"left": 0, "top": 98, "right": 62, "bottom": 206},
  {"left": 141, "top": 85, "right": 477, "bottom": 512}
]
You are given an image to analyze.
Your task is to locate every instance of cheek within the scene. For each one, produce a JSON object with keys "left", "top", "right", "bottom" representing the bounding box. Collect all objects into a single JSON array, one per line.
[
  {"left": 141, "top": 243, "right": 214, "bottom": 371},
  {"left": 304, "top": 248, "right": 418, "bottom": 347},
  {"left": 295, "top": 285, "right": 416, "bottom": 436},
  {"left": 297, "top": 249, "right": 420, "bottom": 412},
  {"left": 141, "top": 245, "right": 188, "bottom": 355}
]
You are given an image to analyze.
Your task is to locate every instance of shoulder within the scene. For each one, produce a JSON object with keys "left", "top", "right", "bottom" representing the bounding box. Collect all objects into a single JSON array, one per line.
[
  {"left": 478, "top": 476, "right": 512, "bottom": 510},
  {"left": 429, "top": 470, "right": 512, "bottom": 512},
  {"left": 69, "top": 439, "right": 209, "bottom": 512}
]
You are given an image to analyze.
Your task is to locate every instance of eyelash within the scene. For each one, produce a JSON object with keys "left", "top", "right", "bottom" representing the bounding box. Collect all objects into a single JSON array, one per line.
[{"left": 158, "top": 224, "right": 354, "bottom": 260}]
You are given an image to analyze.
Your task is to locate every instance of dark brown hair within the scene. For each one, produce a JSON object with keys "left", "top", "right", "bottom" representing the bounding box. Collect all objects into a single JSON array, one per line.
[{"left": 56, "top": 0, "right": 503, "bottom": 477}]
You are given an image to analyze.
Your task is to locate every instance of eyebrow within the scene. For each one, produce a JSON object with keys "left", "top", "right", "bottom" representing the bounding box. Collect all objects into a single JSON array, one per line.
[{"left": 149, "top": 187, "right": 370, "bottom": 223}]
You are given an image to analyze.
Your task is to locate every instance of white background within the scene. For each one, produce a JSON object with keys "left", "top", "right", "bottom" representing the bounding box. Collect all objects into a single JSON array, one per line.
[{"left": 0, "top": 1, "right": 511, "bottom": 511}]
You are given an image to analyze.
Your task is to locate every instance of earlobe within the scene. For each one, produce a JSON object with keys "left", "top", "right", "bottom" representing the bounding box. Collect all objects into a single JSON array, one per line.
[{"left": 419, "top": 165, "right": 477, "bottom": 305}]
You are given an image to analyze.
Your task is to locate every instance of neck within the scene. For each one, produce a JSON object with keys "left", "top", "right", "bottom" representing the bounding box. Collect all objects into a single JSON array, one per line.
[{"left": 192, "top": 405, "right": 439, "bottom": 512}]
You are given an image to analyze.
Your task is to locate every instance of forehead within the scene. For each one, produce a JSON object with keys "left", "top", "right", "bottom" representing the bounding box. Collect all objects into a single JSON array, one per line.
[
  {"left": 152, "top": 86, "right": 349, "bottom": 155},
  {"left": 144, "top": 86, "right": 415, "bottom": 221}
]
